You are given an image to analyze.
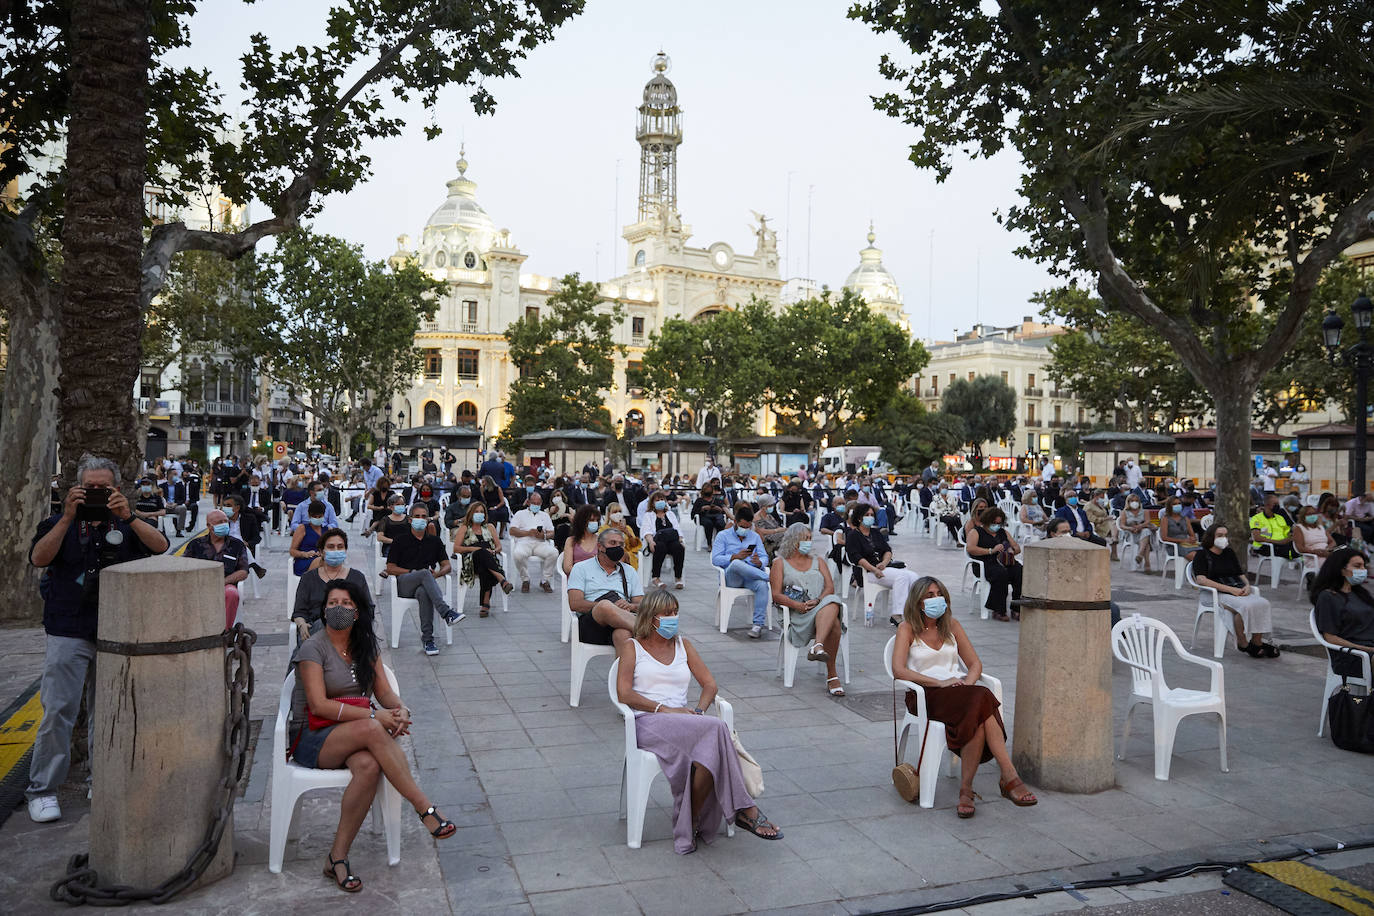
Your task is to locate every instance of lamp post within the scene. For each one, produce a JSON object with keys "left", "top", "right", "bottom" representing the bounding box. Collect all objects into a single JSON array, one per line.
[
  {"left": 656, "top": 401, "right": 679, "bottom": 480},
  {"left": 1322, "top": 292, "right": 1374, "bottom": 496}
]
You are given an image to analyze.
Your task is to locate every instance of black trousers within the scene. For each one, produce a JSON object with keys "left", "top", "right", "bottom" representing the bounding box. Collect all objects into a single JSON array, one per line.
[
  {"left": 651, "top": 537, "right": 685, "bottom": 579},
  {"left": 471, "top": 548, "right": 505, "bottom": 602},
  {"left": 940, "top": 515, "right": 962, "bottom": 541},
  {"left": 700, "top": 514, "right": 728, "bottom": 547},
  {"left": 983, "top": 560, "right": 1023, "bottom": 614}
]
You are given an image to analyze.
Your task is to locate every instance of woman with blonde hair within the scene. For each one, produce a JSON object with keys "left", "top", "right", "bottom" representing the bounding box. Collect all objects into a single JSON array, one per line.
[
  {"left": 770, "top": 522, "right": 846, "bottom": 696},
  {"left": 605, "top": 501, "right": 642, "bottom": 570},
  {"left": 616, "top": 589, "right": 781, "bottom": 854},
  {"left": 891, "top": 576, "right": 1037, "bottom": 818},
  {"left": 451, "top": 501, "right": 512, "bottom": 617}
]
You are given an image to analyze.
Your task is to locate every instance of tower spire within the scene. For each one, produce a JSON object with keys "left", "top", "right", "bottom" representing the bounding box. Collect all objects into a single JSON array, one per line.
[{"left": 636, "top": 51, "right": 682, "bottom": 222}]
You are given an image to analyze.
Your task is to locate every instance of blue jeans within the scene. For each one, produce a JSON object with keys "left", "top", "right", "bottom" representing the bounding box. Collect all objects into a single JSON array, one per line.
[{"left": 723, "top": 559, "right": 770, "bottom": 627}]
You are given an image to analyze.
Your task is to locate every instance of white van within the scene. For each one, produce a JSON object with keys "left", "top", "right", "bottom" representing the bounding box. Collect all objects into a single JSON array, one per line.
[{"left": 821, "top": 445, "right": 894, "bottom": 477}]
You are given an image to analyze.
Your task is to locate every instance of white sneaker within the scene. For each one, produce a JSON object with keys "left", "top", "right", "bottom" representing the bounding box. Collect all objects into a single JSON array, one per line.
[
  {"left": 28, "top": 796, "right": 60, "bottom": 823},
  {"left": 748, "top": 625, "right": 763, "bottom": 639}
]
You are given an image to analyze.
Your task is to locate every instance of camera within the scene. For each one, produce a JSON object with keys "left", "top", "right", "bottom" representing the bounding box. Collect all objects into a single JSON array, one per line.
[{"left": 76, "top": 486, "right": 111, "bottom": 523}]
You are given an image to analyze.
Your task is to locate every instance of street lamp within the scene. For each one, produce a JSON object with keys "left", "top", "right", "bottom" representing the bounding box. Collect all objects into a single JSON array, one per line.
[{"left": 1322, "top": 292, "right": 1374, "bottom": 496}]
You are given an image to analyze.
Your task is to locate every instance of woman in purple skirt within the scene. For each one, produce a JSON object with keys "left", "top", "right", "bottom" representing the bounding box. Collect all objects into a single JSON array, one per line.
[{"left": 615, "top": 589, "right": 783, "bottom": 854}]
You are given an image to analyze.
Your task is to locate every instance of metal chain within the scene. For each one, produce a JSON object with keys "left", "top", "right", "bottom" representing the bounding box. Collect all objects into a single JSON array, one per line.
[{"left": 50, "top": 624, "right": 257, "bottom": 907}]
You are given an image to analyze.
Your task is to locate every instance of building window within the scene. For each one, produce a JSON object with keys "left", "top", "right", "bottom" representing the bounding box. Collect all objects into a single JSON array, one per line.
[
  {"left": 631, "top": 316, "right": 645, "bottom": 340},
  {"left": 635, "top": 249, "right": 646, "bottom": 266},
  {"left": 626, "top": 361, "right": 645, "bottom": 394},
  {"left": 434, "top": 250, "right": 447, "bottom": 268},
  {"left": 625, "top": 409, "right": 645, "bottom": 437},
  {"left": 457, "top": 349, "right": 479, "bottom": 380},
  {"left": 1027, "top": 404, "right": 1036, "bottom": 422},
  {"left": 461, "top": 299, "right": 478, "bottom": 332},
  {"left": 525, "top": 306, "right": 539, "bottom": 321},
  {"left": 931, "top": 376, "right": 939, "bottom": 395},
  {"left": 423, "top": 349, "right": 442, "bottom": 379},
  {"left": 1028, "top": 372, "right": 1036, "bottom": 387},
  {"left": 139, "top": 370, "right": 160, "bottom": 399},
  {"left": 423, "top": 401, "right": 441, "bottom": 426},
  {"left": 455, "top": 401, "right": 478, "bottom": 426},
  {"left": 948, "top": 373, "right": 955, "bottom": 385},
  {"left": 1054, "top": 405, "right": 1062, "bottom": 423},
  {"left": 967, "top": 371, "right": 975, "bottom": 381},
  {"left": 1000, "top": 371, "right": 1008, "bottom": 383},
  {"left": 1078, "top": 407, "right": 1086, "bottom": 424},
  {"left": 464, "top": 251, "right": 477, "bottom": 269}
]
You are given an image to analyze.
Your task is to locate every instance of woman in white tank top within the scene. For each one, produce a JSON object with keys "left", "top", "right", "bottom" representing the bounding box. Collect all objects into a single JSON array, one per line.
[
  {"left": 615, "top": 590, "right": 783, "bottom": 854},
  {"left": 890, "top": 576, "right": 1038, "bottom": 819}
]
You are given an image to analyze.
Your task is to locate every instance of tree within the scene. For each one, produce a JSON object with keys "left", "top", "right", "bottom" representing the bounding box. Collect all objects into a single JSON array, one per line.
[
  {"left": 0, "top": 1, "right": 581, "bottom": 621},
  {"left": 501, "top": 273, "right": 622, "bottom": 446},
  {"left": 1037, "top": 286, "right": 1210, "bottom": 432},
  {"left": 847, "top": 391, "right": 966, "bottom": 473},
  {"left": 769, "top": 288, "right": 928, "bottom": 447},
  {"left": 854, "top": 0, "right": 1374, "bottom": 543},
  {"left": 940, "top": 376, "right": 1017, "bottom": 463},
  {"left": 641, "top": 300, "right": 776, "bottom": 437},
  {"left": 256, "top": 230, "right": 443, "bottom": 455}
]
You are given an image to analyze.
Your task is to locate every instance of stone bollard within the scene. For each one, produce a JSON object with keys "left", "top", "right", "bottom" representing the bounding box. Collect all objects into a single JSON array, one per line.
[
  {"left": 1011, "top": 537, "right": 1114, "bottom": 793},
  {"left": 90, "top": 555, "right": 235, "bottom": 889}
]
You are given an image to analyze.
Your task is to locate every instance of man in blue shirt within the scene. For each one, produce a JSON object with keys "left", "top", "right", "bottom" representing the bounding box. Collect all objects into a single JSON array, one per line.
[
  {"left": 567, "top": 528, "right": 644, "bottom": 648},
  {"left": 711, "top": 505, "right": 771, "bottom": 638},
  {"left": 289, "top": 480, "right": 339, "bottom": 531},
  {"left": 361, "top": 457, "right": 383, "bottom": 491},
  {"left": 1053, "top": 493, "right": 1107, "bottom": 546}
]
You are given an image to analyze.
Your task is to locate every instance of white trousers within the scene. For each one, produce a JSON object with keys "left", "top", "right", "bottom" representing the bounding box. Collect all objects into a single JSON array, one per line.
[{"left": 513, "top": 538, "right": 558, "bottom": 583}]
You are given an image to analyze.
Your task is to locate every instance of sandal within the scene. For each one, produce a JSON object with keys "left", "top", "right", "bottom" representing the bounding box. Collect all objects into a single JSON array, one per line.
[
  {"left": 807, "top": 643, "right": 829, "bottom": 662},
  {"left": 418, "top": 805, "right": 456, "bottom": 839},
  {"left": 479, "top": 607, "right": 490, "bottom": 618},
  {"left": 826, "top": 676, "right": 845, "bottom": 697},
  {"left": 957, "top": 789, "right": 979, "bottom": 818},
  {"left": 1243, "top": 644, "right": 1263, "bottom": 658},
  {"left": 499, "top": 580, "right": 514, "bottom": 595},
  {"left": 734, "top": 809, "right": 783, "bottom": 840},
  {"left": 674, "top": 580, "right": 684, "bottom": 590},
  {"left": 999, "top": 777, "right": 1038, "bottom": 807},
  {"left": 323, "top": 854, "right": 362, "bottom": 893},
  {"left": 1261, "top": 643, "right": 1281, "bottom": 658}
]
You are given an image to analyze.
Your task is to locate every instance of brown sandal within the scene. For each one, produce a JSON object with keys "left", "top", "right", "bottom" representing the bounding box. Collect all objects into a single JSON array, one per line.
[
  {"left": 957, "top": 789, "right": 979, "bottom": 818},
  {"left": 999, "top": 777, "right": 1038, "bottom": 806}
]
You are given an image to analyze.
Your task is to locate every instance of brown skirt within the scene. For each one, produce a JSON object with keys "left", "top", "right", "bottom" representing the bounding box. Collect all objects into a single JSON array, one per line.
[{"left": 905, "top": 684, "right": 1004, "bottom": 764}]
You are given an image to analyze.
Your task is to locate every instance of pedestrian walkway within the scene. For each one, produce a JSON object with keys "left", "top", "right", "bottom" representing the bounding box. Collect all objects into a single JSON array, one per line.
[{"left": 2, "top": 508, "right": 1373, "bottom": 915}]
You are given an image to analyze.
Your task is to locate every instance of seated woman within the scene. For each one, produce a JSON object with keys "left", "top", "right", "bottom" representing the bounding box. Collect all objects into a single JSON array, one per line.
[
  {"left": 452, "top": 501, "right": 514, "bottom": 617},
  {"left": 480, "top": 474, "right": 511, "bottom": 538},
  {"left": 615, "top": 589, "right": 781, "bottom": 854},
  {"left": 292, "top": 528, "right": 375, "bottom": 643},
  {"left": 1311, "top": 547, "right": 1374, "bottom": 678},
  {"left": 891, "top": 577, "right": 1037, "bottom": 818},
  {"left": 290, "top": 580, "right": 455, "bottom": 892},
  {"left": 1018, "top": 491, "right": 1047, "bottom": 539},
  {"left": 1116, "top": 494, "right": 1156, "bottom": 573},
  {"left": 1192, "top": 525, "right": 1278, "bottom": 658},
  {"left": 1044, "top": 517, "right": 1071, "bottom": 538},
  {"left": 1293, "top": 508, "right": 1334, "bottom": 582},
  {"left": 966, "top": 507, "right": 1023, "bottom": 621},
  {"left": 1083, "top": 489, "right": 1118, "bottom": 559},
  {"left": 643, "top": 490, "right": 686, "bottom": 589},
  {"left": 604, "top": 501, "right": 643, "bottom": 570},
  {"left": 961, "top": 498, "right": 989, "bottom": 547},
  {"left": 1319, "top": 493, "right": 1353, "bottom": 547},
  {"left": 770, "top": 523, "right": 846, "bottom": 697},
  {"left": 845, "top": 503, "right": 920, "bottom": 626},
  {"left": 561, "top": 504, "right": 602, "bottom": 575},
  {"left": 1160, "top": 496, "right": 1201, "bottom": 563},
  {"left": 693, "top": 482, "right": 731, "bottom": 548},
  {"left": 549, "top": 489, "right": 574, "bottom": 553},
  {"left": 753, "top": 494, "right": 787, "bottom": 555},
  {"left": 290, "top": 499, "right": 328, "bottom": 576},
  {"left": 364, "top": 476, "right": 392, "bottom": 535},
  {"left": 931, "top": 485, "right": 963, "bottom": 544}
]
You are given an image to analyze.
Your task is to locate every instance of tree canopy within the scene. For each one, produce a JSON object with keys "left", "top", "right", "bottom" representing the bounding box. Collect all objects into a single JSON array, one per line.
[
  {"left": 939, "top": 376, "right": 1017, "bottom": 461},
  {"left": 846, "top": 390, "right": 966, "bottom": 474},
  {"left": 501, "top": 273, "right": 622, "bottom": 446}
]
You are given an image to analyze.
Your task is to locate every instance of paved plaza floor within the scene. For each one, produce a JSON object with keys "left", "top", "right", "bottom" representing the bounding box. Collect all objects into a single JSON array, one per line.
[{"left": 2, "top": 507, "right": 1374, "bottom": 915}]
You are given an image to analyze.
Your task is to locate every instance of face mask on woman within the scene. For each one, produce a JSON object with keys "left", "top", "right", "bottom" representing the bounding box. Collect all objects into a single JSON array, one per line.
[
  {"left": 391, "top": 505, "right": 405, "bottom": 516},
  {"left": 988, "top": 523, "right": 1002, "bottom": 533},
  {"left": 141, "top": 485, "right": 153, "bottom": 495},
  {"left": 1350, "top": 568, "right": 1369, "bottom": 586},
  {"left": 324, "top": 549, "right": 347, "bottom": 567},
  {"left": 798, "top": 541, "right": 813, "bottom": 555},
  {"left": 922, "top": 595, "right": 948, "bottom": 618},
  {"left": 324, "top": 605, "right": 356, "bottom": 630},
  {"left": 1213, "top": 536, "right": 1229, "bottom": 550},
  {"left": 1171, "top": 505, "right": 1182, "bottom": 514},
  {"left": 1128, "top": 501, "right": 1140, "bottom": 509},
  {"left": 654, "top": 500, "right": 667, "bottom": 511},
  {"left": 588, "top": 520, "right": 600, "bottom": 533},
  {"left": 655, "top": 615, "right": 679, "bottom": 639},
  {"left": 1305, "top": 514, "right": 1319, "bottom": 525},
  {"left": 610, "top": 511, "right": 624, "bottom": 523},
  {"left": 861, "top": 516, "right": 875, "bottom": 528},
  {"left": 472, "top": 513, "right": 486, "bottom": 525}
]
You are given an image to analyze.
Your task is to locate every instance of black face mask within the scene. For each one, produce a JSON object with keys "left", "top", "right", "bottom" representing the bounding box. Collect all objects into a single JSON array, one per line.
[{"left": 603, "top": 545, "right": 625, "bottom": 562}]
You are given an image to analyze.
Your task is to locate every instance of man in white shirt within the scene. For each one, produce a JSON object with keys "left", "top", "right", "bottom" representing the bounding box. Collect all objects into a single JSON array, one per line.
[
  {"left": 1124, "top": 459, "right": 1143, "bottom": 490},
  {"left": 695, "top": 459, "right": 721, "bottom": 492},
  {"left": 509, "top": 491, "right": 558, "bottom": 593},
  {"left": 1261, "top": 462, "right": 1278, "bottom": 494},
  {"left": 1040, "top": 459, "right": 1054, "bottom": 483}
]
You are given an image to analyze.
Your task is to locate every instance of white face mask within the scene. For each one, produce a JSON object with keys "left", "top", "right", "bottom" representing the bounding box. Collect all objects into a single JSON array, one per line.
[{"left": 1213, "top": 537, "right": 1229, "bottom": 549}]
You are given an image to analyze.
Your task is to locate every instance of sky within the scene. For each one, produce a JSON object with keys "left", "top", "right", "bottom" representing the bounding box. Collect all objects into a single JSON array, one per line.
[{"left": 170, "top": 0, "right": 1062, "bottom": 341}]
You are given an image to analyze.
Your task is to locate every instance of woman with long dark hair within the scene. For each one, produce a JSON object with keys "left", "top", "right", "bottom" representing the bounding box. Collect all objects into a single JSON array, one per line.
[
  {"left": 1311, "top": 547, "right": 1374, "bottom": 678},
  {"left": 1193, "top": 524, "right": 1277, "bottom": 658},
  {"left": 290, "top": 579, "right": 455, "bottom": 892}
]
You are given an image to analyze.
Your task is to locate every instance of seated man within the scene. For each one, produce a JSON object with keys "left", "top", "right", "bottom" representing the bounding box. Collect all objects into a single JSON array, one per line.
[
  {"left": 567, "top": 527, "right": 644, "bottom": 649},
  {"left": 132, "top": 476, "right": 167, "bottom": 531},
  {"left": 711, "top": 505, "right": 771, "bottom": 638},
  {"left": 1053, "top": 493, "right": 1107, "bottom": 546},
  {"left": 1250, "top": 494, "right": 1300, "bottom": 560},
  {"left": 509, "top": 490, "right": 557, "bottom": 593},
  {"left": 1083, "top": 489, "right": 1118, "bottom": 558},
  {"left": 182, "top": 508, "right": 250, "bottom": 628},
  {"left": 221, "top": 494, "right": 267, "bottom": 578},
  {"left": 1344, "top": 491, "right": 1374, "bottom": 543},
  {"left": 384, "top": 504, "right": 461, "bottom": 656},
  {"left": 290, "top": 479, "right": 339, "bottom": 531}
]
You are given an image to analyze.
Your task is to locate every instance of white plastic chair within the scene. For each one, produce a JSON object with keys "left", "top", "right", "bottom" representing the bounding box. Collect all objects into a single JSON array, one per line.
[
  {"left": 1253, "top": 541, "right": 1303, "bottom": 589},
  {"left": 1112, "top": 615, "right": 1227, "bottom": 781},
  {"left": 882, "top": 635, "right": 1002, "bottom": 808},
  {"left": 1294, "top": 553, "right": 1319, "bottom": 599},
  {"left": 716, "top": 564, "right": 758, "bottom": 634},
  {"left": 858, "top": 570, "right": 894, "bottom": 627},
  {"left": 390, "top": 574, "right": 452, "bottom": 650},
  {"left": 243, "top": 546, "right": 261, "bottom": 600},
  {"left": 285, "top": 571, "right": 300, "bottom": 624},
  {"left": 558, "top": 555, "right": 572, "bottom": 643},
  {"left": 775, "top": 596, "right": 850, "bottom": 689},
  {"left": 1185, "top": 563, "right": 1263, "bottom": 659},
  {"left": 824, "top": 531, "right": 850, "bottom": 600},
  {"left": 569, "top": 604, "right": 617, "bottom": 708},
  {"left": 1158, "top": 539, "right": 1189, "bottom": 589},
  {"left": 607, "top": 659, "right": 735, "bottom": 848},
  {"left": 960, "top": 557, "right": 987, "bottom": 610},
  {"left": 1310, "top": 608, "right": 1373, "bottom": 737},
  {"left": 448, "top": 555, "right": 510, "bottom": 617},
  {"left": 269, "top": 666, "right": 402, "bottom": 873},
  {"left": 371, "top": 537, "right": 384, "bottom": 597}
]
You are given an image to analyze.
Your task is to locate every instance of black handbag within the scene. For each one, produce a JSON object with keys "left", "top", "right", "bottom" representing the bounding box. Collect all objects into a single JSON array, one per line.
[{"left": 1327, "top": 680, "right": 1374, "bottom": 753}]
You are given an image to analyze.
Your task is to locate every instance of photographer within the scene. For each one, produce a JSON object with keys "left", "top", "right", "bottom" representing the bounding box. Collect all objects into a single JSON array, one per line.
[{"left": 25, "top": 455, "right": 169, "bottom": 824}]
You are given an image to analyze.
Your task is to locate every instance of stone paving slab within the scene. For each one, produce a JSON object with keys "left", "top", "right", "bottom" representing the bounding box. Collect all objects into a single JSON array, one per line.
[{"left": 3, "top": 507, "right": 1374, "bottom": 914}]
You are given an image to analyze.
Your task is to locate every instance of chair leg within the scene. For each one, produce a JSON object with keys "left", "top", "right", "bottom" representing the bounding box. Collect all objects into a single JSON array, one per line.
[
  {"left": 1117, "top": 701, "right": 1138, "bottom": 760},
  {"left": 570, "top": 648, "right": 589, "bottom": 708},
  {"left": 561, "top": 605, "right": 571, "bottom": 643},
  {"left": 917, "top": 722, "right": 947, "bottom": 809},
  {"left": 1153, "top": 710, "right": 1178, "bottom": 781},
  {"left": 1212, "top": 608, "right": 1228, "bottom": 659},
  {"left": 1190, "top": 608, "right": 1205, "bottom": 651},
  {"left": 390, "top": 600, "right": 403, "bottom": 650},
  {"left": 267, "top": 780, "right": 295, "bottom": 873},
  {"left": 1216, "top": 713, "right": 1228, "bottom": 774},
  {"left": 380, "top": 776, "right": 402, "bottom": 866},
  {"left": 840, "top": 631, "right": 850, "bottom": 685},
  {"left": 779, "top": 638, "right": 797, "bottom": 688},
  {"left": 625, "top": 757, "right": 657, "bottom": 849}
]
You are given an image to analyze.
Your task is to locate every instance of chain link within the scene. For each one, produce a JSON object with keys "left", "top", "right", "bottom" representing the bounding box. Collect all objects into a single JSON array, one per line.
[{"left": 50, "top": 624, "right": 257, "bottom": 907}]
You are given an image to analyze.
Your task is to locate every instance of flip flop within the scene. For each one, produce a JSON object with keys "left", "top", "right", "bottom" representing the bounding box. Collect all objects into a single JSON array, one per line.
[{"left": 734, "top": 810, "right": 783, "bottom": 840}]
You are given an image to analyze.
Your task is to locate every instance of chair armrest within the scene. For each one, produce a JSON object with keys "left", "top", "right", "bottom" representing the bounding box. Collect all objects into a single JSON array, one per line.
[
  {"left": 894, "top": 678, "right": 926, "bottom": 717},
  {"left": 977, "top": 673, "right": 1003, "bottom": 704},
  {"left": 1177, "top": 649, "right": 1226, "bottom": 693},
  {"left": 1326, "top": 643, "right": 1374, "bottom": 684},
  {"left": 716, "top": 697, "right": 735, "bottom": 732}
]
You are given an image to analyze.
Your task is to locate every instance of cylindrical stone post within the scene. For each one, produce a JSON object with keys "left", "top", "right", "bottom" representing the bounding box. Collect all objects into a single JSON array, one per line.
[
  {"left": 1011, "top": 537, "right": 1115, "bottom": 793},
  {"left": 90, "top": 555, "right": 235, "bottom": 889}
]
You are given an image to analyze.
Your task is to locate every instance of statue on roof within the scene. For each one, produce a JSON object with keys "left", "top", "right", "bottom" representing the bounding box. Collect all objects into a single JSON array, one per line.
[{"left": 751, "top": 210, "right": 777, "bottom": 256}]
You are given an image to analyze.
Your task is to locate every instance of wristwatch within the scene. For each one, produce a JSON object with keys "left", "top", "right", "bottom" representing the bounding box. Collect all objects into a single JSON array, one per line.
[{"left": 692, "top": 707, "right": 704, "bottom": 715}]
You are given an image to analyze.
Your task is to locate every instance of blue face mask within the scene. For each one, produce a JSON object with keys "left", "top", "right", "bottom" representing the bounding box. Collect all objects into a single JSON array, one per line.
[
  {"left": 1171, "top": 505, "right": 1182, "bottom": 514},
  {"left": 655, "top": 615, "right": 679, "bottom": 639},
  {"left": 472, "top": 513, "right": 485, "bottom": 525},
  {"left": 655, "top": 500, "right": 667, "bottom": 511},
  {"left": 988, "top": 523, "right": 1002, "bottom": 533},
  {"left": 1350, "top": 569, "right": 1369, "bottom": 586},
  {"left": 460, "top": 497, "right": 471, "bottom": 505},
  {"left": 526, "top": 485, "right": 534, "bottom": 493},
  {"left": 324, "top": 549, "right": 347, "bottom": 567},
  {"left": 588, "top": 520, "right": 600, "bottom": 533},
  {"left": 923, "top": 596, "right": 948, "bottom": 618},
  {"left": 307, "top": 517, "right": 324, "bottom": 526},
  {"left": 410, "top": 518, "right": 428, "bottom": 531},
  {"left": 1067, "top": 497, "right": 1079, "bottom": 506},
  {"left": 312, "top": 491, "right": 324, "bottom": 502},
  {"left": 212, "top": 523, "right": 230, "bottom": 537},
  {"left": 224, "top": 507, "right": 236, "bottom": 519},
  {"left": 862, "top": 516, "right": 875, "bottom": 528},
  {"left": 798, "top": 541, "right": 813, "bottom": 555}
]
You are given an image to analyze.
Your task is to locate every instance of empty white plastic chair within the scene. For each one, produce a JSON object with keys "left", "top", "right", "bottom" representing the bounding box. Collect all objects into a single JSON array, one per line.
[
  {"left": 882, "top": 635, "right": 1002, "bottom": 808},
  {"left": 390, "top": 574, "right": 452, "bottom": 650},
  {"left": 1253, "top": 541, "right": 1302, "bottom": 589},
  {"left": 1112, "top": 615, "right": 1227, "bottom": 781},
  {"left": 269, "top": 666, "right": 402, "bottom": 873},
  {"left": 775, "top": 597, "right": 850, "bottom": 689},
  {"left": 716, "top": 564, "right": 757, "bottom": 634},
  {"left": 1310, "top": 608, "right": 1373, "bottom": 737},
  {"left": 1295, "top": 554, "right": 1319, "bottom": 600},
  {"left": 569, "top": 605, "right": 617, "bottom": 708},
  {"left": 607, "top": 659, "right": 735, "bottom": 848}
]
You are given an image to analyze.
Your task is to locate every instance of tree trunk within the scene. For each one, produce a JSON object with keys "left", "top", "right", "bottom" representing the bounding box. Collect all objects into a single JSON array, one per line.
[
  {"left": 0, "top": 276, "right": 61, "bottom": 625},
  {"left": 58, "top": 0, "right": 151, "bottom": 483},
  {"left": 1210, "top": 380, "right": 1254, "bottom": 554}
]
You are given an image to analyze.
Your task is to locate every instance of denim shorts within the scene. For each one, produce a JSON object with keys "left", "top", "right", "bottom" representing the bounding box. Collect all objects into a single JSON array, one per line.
[{"left": 290, "top": 724, "right": 337, "bottom": 769}]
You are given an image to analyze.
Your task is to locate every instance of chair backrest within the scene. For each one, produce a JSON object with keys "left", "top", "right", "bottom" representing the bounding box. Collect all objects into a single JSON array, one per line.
[
  {"left": 607, "top": 658, "right": 639, "bottom": 753},
  {"left": 1111, "top": 615, "right": 1177, "bottom": 697},
  {"left": 882, "top": 634, "right": 898, "bottom": 681}
]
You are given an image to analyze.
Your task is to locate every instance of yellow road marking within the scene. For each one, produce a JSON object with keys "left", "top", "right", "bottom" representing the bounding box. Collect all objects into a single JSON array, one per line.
[
  {"left": 0, "top": 691, "right": 43, "bottom": 781},
  {"left": 1252, "top": 861, "right": 1374, "bottom": 915}
]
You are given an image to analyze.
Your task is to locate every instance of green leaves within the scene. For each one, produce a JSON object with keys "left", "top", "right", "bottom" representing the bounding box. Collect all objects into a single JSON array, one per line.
[
  {"left": 846, "top": 390, "right": 965, "bottom": 473},
  {"left": 940, "top": 376, "right": 1016, "bottom": 458},
  {"left": 502, "top": 273, "right": 622, "bottom": 446}
]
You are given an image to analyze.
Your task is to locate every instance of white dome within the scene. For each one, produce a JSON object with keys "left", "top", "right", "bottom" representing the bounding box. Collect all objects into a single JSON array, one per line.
[
  {"left": 844, "top": 226, "right": 902, "bottom": 305},
  {"left": 421, "top": 150, "right": 496, "bottom": 261}
]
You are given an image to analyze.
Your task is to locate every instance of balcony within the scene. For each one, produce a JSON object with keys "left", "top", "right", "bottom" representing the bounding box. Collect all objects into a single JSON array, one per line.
[
  {"left": 460, "top": 322, "right": 479, "bottom": 334},
  {"left": 627, "top": 386, "right": 645, "bottom": 399},
  {"left": 1024, "top": 387, "right": 1044, "bottom": 397},
  {"left": 1025, "top": 419, "right": 1042, "bottom": 428},
  {"left": 180, "top": 399, "right": 254, "bottom": 421},
  {"left": 1048, "top": 420, "right": 1067, "bottom": 429},
  {"left": 1050, "top": 389, "right": 1069, "bottom": 399},
  {"left": 270, "top": 406, "right": 306, "bottom": 422},
  {"left": 922, "top": 388, "right": 939, "bottom": 398},
  {"left": 630, "top": 334, "right": 646, "bottom": 347}
]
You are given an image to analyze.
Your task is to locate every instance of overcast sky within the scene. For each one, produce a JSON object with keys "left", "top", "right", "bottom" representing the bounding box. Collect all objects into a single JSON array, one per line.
[{"left": 172, "top": 0, "right": 1062, "bottom": 340}]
